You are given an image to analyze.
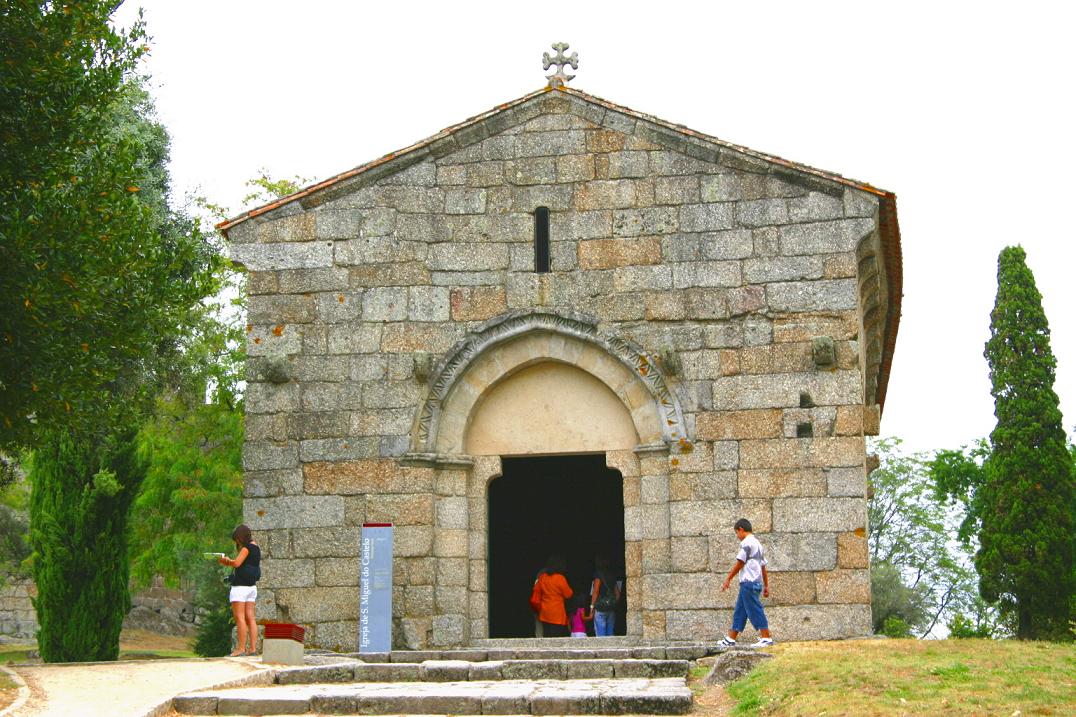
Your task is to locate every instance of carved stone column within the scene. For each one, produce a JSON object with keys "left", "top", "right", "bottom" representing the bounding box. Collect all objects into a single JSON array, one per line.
[
  {"left": 467, "top": 455, "right": 502, "bottom": 641},
  {"left": 606, "top": 449, "right": 643, "bottom": 638},
  {"left": 635, "top": 443, "right": 672, "bottom": 640}
]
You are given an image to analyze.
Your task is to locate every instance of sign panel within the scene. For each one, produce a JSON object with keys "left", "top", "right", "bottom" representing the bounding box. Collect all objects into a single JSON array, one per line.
[{"left": 358, "top": 523, "right": 393, "bottom": 653}]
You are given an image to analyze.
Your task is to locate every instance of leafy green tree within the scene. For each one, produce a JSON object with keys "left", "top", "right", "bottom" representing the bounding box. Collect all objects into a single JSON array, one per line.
[
  {"left": 6, "top": 3, "right": 222, "bottom": 661},
  {"left": 947, "top": 598, "right": 1003, "bottom": 639},
  {"left": 1, "top": 2, "right": 217, "bottom": 450},
  {"left": 0, "top": 454, "right": 19, "bottom": 492},
  {"left": 868, "top": 438, "right": 980, "bottom": 637},
  {"left": 947, "top": 615, "right": 991, "bottom": 639},
  {"left": 934, "top": 247, "right": 1075, "bottom": 640},
  {"left": 929, "top": 440, "right": 991, "bottom": 545},
  {"left": 126, "top": 193, "right": 246, "bottom": 591},
  {"left": 869, "top": 560, "right": 929, "bottom": 637},
  {"left": 130, "top": 395, "right": 243, "bottom": 588},
  {"left": 0, "top": 456, "right": 31, "bottom": 587}
]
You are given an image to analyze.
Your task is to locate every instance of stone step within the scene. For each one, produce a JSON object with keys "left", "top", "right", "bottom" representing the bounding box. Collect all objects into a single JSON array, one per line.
[
  {"left": 340, "top": 643, "right": 709, "bottom": 662},
  {"left": 173, "top": 677, "right": 693, "bottom": 715},
  {"left": 473, "top": 636, "right": 637, "bottom": 648},
  {"left": 276, "top": 658, "right": 690, "bottom": 684}
]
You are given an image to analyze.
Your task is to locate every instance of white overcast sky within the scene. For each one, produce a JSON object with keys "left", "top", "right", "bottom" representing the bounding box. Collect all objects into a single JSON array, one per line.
[{"left": 114, "top": 1, "right": 1075, "bottom": 454}]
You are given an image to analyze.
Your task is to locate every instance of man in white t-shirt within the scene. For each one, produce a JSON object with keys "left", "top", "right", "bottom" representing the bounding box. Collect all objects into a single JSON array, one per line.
[{"left": 717, "top": 518, "right": 773, "bottom": 649}]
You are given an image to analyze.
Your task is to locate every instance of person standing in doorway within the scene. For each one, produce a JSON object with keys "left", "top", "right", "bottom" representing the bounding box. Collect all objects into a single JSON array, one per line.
[
  {"left": 568, "top": 590, "right": 593, "bottom": 638},
  {"left": 219, "top": 524, "right": 261, "bottom": 656},
  {"left": 717, "top": 518, "right": 773, "bottom": 649},
  {"left": 531, "top": 555, "right": 572, "bottom": 637},
  {"left": 590, "top": 554, "right": 621, "bottom": 636},
  {"left": 531, "top": 566, "right": 547, "bottom": 637}
]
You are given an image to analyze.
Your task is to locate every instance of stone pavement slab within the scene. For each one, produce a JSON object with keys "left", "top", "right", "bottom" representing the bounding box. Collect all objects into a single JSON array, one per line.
[
  {"left": 272, "top": 658, "right": 689, "bottom": 684},
  {"left": 173, "top": 677, "right": 693, "bottom": 715},
  {"left": 362, "top": 642, "right": 710, "bottom": 662}
]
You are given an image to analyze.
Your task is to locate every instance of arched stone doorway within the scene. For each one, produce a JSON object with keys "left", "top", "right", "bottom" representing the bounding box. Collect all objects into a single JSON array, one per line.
[
  {"left": 488, "top": 454, "right": 626, "bottom": 638},
  {"left": 404, "top": 311, "right": 684, "bottom": 646},
  {"left": 466, "top": 360, "right": 637, "bottom": 638}
]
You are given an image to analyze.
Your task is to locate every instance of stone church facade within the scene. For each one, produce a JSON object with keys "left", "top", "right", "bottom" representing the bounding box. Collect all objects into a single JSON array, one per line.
[{"left": 221, "top": 78, "right": 902, "bottom": 651}]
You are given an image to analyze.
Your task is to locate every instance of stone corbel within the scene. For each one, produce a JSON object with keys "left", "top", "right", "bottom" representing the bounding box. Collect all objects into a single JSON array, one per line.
[{"left": 399, "top": 452, "right": 475, "bottom": 469}]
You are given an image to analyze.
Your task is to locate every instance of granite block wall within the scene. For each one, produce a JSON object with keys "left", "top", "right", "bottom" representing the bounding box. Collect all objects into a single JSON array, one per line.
[{"left": 227, "top": 90, "right": 889, "bottom": 649}]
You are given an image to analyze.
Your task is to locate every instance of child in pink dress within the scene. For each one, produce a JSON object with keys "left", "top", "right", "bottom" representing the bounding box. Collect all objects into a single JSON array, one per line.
[{"left": 569, "top": 592, "right": 593, "bottom": 638}]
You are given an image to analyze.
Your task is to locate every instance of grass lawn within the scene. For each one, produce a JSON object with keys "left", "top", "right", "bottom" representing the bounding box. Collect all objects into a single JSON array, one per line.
[
  {"left": 0, "top": 645, "right": 36, "bottom": 664},
  {"left": 0, "top": 629, "right": 197, "bottom": 665},
  {"left": 116, "top": 628, "right": 197, "bottom": 660},
  {"left": 722, "top": 639, "right": 1075, "bottom": 716}
]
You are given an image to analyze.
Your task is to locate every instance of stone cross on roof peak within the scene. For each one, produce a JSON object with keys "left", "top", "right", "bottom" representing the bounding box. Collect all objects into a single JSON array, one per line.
[{"left": 543, "top": 42, "right": 578, "bottom": 89}]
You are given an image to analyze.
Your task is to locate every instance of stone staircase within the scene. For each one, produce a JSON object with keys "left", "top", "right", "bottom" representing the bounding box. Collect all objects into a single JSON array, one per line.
[{"left": 172, "top": 642, "right": 710, "bottom": 715}]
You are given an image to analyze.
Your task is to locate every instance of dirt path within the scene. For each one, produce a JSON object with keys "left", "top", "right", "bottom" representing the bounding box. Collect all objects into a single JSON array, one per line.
[
  {"left": 692, "top": 682, "right": 735, "bottom": 717},
  {"left": 9, "top": 656, "right": 264, "bottom": 717},
  {"left": 687, "top": 659, "right": 734, "bottom": 717}
]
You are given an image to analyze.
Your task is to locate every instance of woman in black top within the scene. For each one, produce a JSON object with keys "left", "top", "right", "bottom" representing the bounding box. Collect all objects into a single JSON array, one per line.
[{"left": 219, "top": 524, "right": 261, "bottom": 656}]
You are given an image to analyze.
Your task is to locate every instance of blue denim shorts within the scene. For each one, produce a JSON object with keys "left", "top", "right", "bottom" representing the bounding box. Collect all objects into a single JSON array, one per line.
[{"left": 731, "top": 580, "right": 768, "bottom": 631}]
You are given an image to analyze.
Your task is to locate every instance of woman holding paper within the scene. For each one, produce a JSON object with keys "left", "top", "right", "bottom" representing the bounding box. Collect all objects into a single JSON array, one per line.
[{"left": 219, "top": 524, "right": 261, "bottom": 656}]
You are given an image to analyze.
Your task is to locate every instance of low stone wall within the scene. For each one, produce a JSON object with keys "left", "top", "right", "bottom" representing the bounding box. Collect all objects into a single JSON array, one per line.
[
  {"left": 0, "top": 575, "right": 198, "bottom": 639},
  {"left": 0, "top": 578, "right": 37, "bottom": 638},
  {"left": 123, "top": 576, "right": 198, "bottom": 636}
]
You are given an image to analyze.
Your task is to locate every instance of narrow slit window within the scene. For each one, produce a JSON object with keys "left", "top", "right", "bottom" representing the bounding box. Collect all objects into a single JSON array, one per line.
[{"left": 534, "top": 207, "right": 550, "bottom": 273}]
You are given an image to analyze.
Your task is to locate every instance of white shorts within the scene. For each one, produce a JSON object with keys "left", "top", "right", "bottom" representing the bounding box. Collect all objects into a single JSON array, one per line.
[{"left": 229, "top": 585, "right": 257, "bottom": 603}]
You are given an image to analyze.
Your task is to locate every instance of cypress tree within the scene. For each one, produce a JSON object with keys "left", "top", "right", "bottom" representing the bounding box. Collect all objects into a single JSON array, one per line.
[
  {"left": 980, "top": 246, "right": 1075, "bottom": 639},
  {"left": 29, "top": 430, "right": 143, "bottom": 661}
]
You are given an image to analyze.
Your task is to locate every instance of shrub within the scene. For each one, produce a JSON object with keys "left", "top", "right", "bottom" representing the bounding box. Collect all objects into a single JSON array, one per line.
[
  {"left": 881, "top": 615, "right": 914, "bottom": 638},
  {"left": 191, "top": 560, "right": 234, "bottom": 657},
  {"left": 948, "top": 614, "right": 995, "bottom": 639}
]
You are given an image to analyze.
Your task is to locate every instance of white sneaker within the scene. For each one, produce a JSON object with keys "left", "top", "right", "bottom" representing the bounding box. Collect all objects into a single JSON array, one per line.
[
  {"left": 751, "top": 637, "right": 774, "bottom": 648},
  {"left": 716, "top": 636, "right": 737, "bottom": 649}
]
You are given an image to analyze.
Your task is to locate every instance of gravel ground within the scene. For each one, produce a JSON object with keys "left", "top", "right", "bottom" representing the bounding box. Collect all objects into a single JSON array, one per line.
[{"left": 9, "top": 656, "right": 265, "bottom": 717}]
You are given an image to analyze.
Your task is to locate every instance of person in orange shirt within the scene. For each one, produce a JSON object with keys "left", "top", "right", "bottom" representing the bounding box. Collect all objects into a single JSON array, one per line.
[{"left": 532, "top": 555, "right": 573, "bottom": 637}]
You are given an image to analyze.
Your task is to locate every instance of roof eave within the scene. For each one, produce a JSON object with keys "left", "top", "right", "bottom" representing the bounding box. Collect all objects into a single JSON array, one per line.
[{"left": 875, "top": 191, "right": 902, "bottom": 415}]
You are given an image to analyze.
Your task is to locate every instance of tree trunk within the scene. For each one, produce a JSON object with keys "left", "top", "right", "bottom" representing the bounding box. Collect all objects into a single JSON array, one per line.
[{"left": 1017, "top": 605, "right": 1032, "bottom": 640}]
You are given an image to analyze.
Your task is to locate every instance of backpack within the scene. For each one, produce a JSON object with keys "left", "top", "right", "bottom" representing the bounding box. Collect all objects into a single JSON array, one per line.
[
  {"left": 741, "top": 539, "right": 763, "bottom": 567},
  {"left": 593, "top": 574, "right": 617, "bottom": 612}
]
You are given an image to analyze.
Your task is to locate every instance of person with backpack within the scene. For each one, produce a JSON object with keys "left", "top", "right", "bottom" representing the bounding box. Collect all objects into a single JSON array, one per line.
[
  {"left": 589, "top": 554, "right": 621, "bottom": 636},
  {"left": 219, "top": 523, "right": 261, "bottom": 656}
]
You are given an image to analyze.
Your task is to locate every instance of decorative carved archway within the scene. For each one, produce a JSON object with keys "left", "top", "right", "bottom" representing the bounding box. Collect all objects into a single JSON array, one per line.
[
  {"left": 400, "top": 311, "right": 679, "bottom": 645},
  {"left": 410, "top": 310, "right": 687, "bottom": 456}
]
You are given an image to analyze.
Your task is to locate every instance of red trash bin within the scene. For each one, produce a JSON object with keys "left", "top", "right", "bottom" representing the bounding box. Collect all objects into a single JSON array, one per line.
[{"left": 263, "top": 623, "right": 305, "bottom": 643}]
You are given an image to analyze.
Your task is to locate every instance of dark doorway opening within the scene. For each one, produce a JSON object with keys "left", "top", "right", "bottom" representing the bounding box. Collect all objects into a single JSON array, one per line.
[{"left": 488, "top": 454, "right": 626, "bottom": 638}]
